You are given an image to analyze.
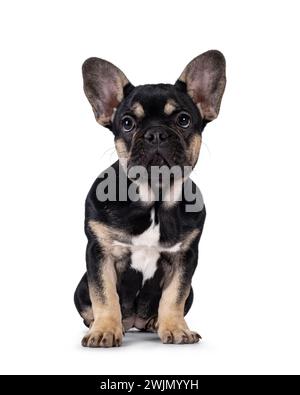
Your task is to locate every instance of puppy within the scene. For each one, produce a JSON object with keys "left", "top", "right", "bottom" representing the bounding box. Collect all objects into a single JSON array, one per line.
[{"left": 74, "top": 50, "right": 226, "bottom": 347}]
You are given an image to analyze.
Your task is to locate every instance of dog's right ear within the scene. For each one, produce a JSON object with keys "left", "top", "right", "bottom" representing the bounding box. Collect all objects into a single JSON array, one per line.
[{"left": 82, "top": 58, "right": 134, "bottom": 128}]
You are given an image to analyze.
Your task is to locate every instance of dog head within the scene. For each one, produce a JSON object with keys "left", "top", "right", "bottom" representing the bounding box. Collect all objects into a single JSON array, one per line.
[{"left": 82, "top": 50, "right": 226, "bottom": 176}]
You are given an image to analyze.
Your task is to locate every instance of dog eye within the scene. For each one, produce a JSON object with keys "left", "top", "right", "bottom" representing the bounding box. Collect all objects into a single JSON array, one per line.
[
  {"left": 121, "top": 116, "right": 135, "bottom": 132},
  {"left": 176, "top": 112, "right": 191, "bottom": 128}
]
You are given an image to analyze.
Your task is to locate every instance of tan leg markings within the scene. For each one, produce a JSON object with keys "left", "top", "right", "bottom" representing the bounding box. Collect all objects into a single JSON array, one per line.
[
  {"left": 158, "top": 271, "right": 201, "bottom": 345},
  {"left": 81, "top": 307, "right": 94, "bottom": 327},
  {"left": 81, "top": 259, "right": 123, "bottom": 348}
]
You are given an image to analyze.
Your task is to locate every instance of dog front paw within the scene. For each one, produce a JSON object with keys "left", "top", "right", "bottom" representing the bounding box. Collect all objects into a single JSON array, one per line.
[
  {"left": 158, "top": 327, "right": 201, "bottom": 344},
  {"left": 82, "top": 326, "right": 123, "bottom": 348}
]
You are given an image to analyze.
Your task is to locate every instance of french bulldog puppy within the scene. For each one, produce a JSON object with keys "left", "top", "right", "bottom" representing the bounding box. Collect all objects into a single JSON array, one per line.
[{"left": 74, "top": 50, "right": 226, "bottom": 347}]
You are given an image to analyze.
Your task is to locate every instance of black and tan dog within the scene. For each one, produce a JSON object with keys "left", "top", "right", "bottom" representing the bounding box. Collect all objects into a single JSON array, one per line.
[{"left": 74, "top": 50, "right": 226, "bottom": 347}]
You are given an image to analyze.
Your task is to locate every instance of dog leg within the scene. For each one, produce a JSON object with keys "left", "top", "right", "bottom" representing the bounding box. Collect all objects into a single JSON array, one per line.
[
  {"left": 81, "top": 254, "right": 123, "bottom": 348},
  {"left": 158, "top": 258, "right": 201, "bottom": 345}
]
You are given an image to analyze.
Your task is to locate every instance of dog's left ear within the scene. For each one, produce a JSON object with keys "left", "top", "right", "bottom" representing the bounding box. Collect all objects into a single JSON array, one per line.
[
  {"left": 82, "top": 58, "right": 134, "bottom": 128},
  {"left": 176, "top": 50, "right": 226, "bottom": 121}
]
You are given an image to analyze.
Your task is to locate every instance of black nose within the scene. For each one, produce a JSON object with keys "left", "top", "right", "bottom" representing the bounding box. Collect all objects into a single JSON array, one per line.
[{"left": 144, "top": 129, "right": 168, "bottom": 145}]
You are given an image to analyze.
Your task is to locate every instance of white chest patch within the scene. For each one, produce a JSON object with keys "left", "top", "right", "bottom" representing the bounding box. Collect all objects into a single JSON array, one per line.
[
  {"left": 130, "top": 210, "right": 160, "bottom": 283},
  {"left": 130, "top": 210, "right": 181, "bottom": 283},
  {"left": 113, "top": 210, "right": 181, "bottom": 283}
]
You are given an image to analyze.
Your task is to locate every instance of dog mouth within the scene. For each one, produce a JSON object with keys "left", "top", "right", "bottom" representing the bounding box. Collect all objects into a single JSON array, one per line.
[
  {"left": 128, "top": 129, "right": 188, "bottom": 171},
  {"left": 147, "top": 152, "right": 170, "bottom": 167},
  {"left": 126, "top": 145, "right": 190, "bottom": 186}
]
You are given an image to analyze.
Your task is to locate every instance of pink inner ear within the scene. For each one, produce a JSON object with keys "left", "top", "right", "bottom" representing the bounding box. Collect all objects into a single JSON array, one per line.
[
  {"left": 188, "top": 72, "right": 223, "bottom": 121},
  {"left": 89, "top": 81, "right": 123, "bottom": 126},
  {"left": 179, "top": 51, "right": 226, "bottom": 121},
  {"left": 103, "top": 84, "right": 120, "bottom": 115},
  {"left": 83, "top": 57, "right": 130, "bottom": 126}
]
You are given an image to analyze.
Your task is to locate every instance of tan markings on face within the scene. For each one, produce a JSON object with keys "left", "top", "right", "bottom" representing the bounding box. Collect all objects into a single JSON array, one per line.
[
  {"left": 162, "top": 135, "right": 201, "bottom": 209},
  {"left": 115, "top": 138, "right": 129, "bottom": 160},
  {"left": 164, "top": 99, "right": 177, "bottom": 115},
  {"left": 132, "top": 102, "right": 145, "bottom": 118},
  {"left": 115, "top": 137, "right": 131, "bottom": 171},
  {"left": 157, "top": 269, "right": 201, "bottom": 344},
  {"left": 188, "top": 133, "right": 202, "bottom": 167}
]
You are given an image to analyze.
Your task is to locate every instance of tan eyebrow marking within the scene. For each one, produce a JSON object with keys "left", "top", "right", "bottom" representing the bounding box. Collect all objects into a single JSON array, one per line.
[
  {"left": 164, "top": 99, "right": 178, "bottom": 115},
  {"left": 132, "top": 102, "right": 145, "bottom": 118}
]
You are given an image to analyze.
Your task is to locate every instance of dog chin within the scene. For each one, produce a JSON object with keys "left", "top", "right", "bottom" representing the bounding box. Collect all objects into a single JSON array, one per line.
[
  {"left": 127, "top": 153, "right": 171, "bottom": 171},
  {"left": 147, "top": 153, "right": 171, "bottom": 168}
]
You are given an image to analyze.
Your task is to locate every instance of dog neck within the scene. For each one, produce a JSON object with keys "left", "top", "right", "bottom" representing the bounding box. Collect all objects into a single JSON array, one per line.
[{"left": 138, "top": 179, "right": 184, "bottom": 207}]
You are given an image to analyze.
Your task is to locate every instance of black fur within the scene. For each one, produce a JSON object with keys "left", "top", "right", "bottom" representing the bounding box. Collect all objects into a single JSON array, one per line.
[
  {"left": 75, "top": 161, "right": 206, "bottom": 327},
  {"left": 74, "top": 51, "right": 226, "bottom": 345}
]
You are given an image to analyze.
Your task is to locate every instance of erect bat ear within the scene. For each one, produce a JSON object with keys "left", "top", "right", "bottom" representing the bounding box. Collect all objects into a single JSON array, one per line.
[
  {"left": 176, "top": 50, "right": 226, "bottom": 121},
  {"left": 82, "top": 57, "right": 134, "bottom": 127}
]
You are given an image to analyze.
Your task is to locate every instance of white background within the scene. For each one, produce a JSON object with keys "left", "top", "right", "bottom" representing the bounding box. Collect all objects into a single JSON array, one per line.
[{"left": 0, "top": 0, "right": 299, "bottom": 375}]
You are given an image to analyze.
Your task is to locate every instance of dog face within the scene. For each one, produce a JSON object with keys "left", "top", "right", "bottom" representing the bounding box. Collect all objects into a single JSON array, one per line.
[
  {"left": 112, "top": 83, "right": 204, "bottom": 171},
  {"left": 82, "top": 51, "right": 226, "bottom": 173}
]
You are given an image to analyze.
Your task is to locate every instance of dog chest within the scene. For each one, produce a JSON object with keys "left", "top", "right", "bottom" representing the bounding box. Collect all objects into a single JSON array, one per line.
[
  {"left": 130, "top": 212, "right": 161, "bottom": 283},
  {"left": 129, "top": 210, "right": 181, "bottom": 283},
  {"left": 112, "top": 209, "right": 181, "bottom": 283}
]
